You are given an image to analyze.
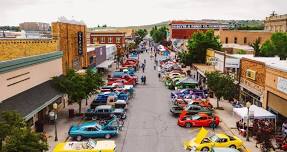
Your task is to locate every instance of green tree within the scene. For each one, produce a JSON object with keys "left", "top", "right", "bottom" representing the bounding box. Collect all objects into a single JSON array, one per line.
[
  {"left": 52, "top": 69, "right": 86, "bottom": 114},
  {"left": 206, "top": 72, "right": 237, "bottom": 108},
  {"left": 261, "top": 32, "right": 287, "bottom": 59},
  {"left": 187, "top": 30, "right": 222, "bottom": 64},
  {"left": 83, "top": 68, "right": 104, "bottom": 105},
  {"left": 150, "top": 26, "right": 168, "bottom": 43},
  {"left": 134, "top": 29, "right": 148, "bottom": 45},
  {"left": 250, "top": 38, "right": 261, "bottom": 57},
  {"left": 0, "top": 111, "right": 48, "bottom": 152}
]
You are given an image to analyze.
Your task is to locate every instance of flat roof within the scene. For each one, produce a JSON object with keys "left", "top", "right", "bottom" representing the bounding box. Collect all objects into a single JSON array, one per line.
[
  {"left": 222, "top": 44, "right": 254, "bottom": 51},
  {"left": 226, "top": 54, "right": 254, "bottom": 59},
  {"left": 266, "top": 60, "right": 287, "bottom": 72},
  {"left": 242, "top": 56, "right": 281, "bottom": 63}
]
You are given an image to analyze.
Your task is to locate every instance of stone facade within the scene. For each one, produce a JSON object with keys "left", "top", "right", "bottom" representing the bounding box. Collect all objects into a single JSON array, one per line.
[
  {"left": 52, "top": 22, "right": 88, "bottom": 74},
  {"left": 0, "top": 39, "right": 57, "bottom": 61},
  {"left": 215, "top": 30, "right": 272, "bottom": 45},
  {"left": 264, "top": 14, "right": 287, "bottom": 32}
]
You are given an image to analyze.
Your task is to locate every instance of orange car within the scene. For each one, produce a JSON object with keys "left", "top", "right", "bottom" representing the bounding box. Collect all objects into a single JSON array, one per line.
[{"left": 174, "top": 99, "right": 213, "bottom": 109}]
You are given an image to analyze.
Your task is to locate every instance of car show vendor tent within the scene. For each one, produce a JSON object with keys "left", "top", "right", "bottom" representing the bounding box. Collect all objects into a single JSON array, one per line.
[{"left": 233, "top": 105, "right": 276, "bottom": 120}]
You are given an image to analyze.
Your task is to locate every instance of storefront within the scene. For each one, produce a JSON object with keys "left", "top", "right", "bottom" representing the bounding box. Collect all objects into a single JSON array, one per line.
[
  {"left": 192, "top": 64, "right": 216, "bottom": 88},
  {"left": 264, "top": 62, "right": 287, "bottom": 123}
]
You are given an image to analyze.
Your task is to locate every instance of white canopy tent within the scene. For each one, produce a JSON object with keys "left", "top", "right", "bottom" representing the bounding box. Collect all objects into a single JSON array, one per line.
[{"left": 233, "top": 105, "right": 276, "bottom": 120}]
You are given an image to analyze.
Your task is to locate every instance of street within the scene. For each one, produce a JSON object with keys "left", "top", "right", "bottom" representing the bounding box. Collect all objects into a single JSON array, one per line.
[{"left": 113, "top": 52, "right": 225, "bottom": 152}]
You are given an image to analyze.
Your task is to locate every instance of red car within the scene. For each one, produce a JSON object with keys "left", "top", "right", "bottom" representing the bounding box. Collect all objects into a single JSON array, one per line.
[
  {"left": 107, "top": 75, "right": 136, "bottom": 86},
  {"left": 122, "top": 59, "right": 138, "bottom": 68},
  {"left": 174, "top": 99, "right": 213, "bottom": 109},
  {"left": 177, "top": 112, "right": 220, "bottom": 128}
]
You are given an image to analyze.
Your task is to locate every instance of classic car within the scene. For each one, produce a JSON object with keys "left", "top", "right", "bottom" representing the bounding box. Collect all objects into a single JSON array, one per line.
[
  {"left": 90, "top": 92, "right": 118, "bottom": 109},
  {"left": 173, "top": 99, "right": 213, "bottom": 109},
  {"left": 114, "top": 100, "right": 127, "bottom": 110},
  {"left": 53, "top": 139, "right": 116, "bottom": 152},
  {"left": 170, "top": 104, "right": 213, "bottom": 116},
  {"left": 184, "top": 128, "right": 243, "bottom": 152},
  {"left": 85, "top": 105, "right": 127, "bottom": 120},
  {"left": 68, "top": 122, "right": 119, "bottom": 140},
  {"left": 171, "top": 89, "right": 208, "bottom": 100},
  {"left": 177, "top": 112, "right": 220, "bottom": 128}
]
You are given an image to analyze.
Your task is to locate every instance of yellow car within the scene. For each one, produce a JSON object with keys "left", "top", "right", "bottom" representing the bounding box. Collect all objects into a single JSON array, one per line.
[
  {"left": 184, "top": 128, "right": 243, "bottom": 152},
  {"left": 53, "top": 139, "right": 116, "bottom": 152}
]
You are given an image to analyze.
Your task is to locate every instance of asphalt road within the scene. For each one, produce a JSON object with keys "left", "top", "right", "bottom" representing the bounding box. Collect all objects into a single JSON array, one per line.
[{"left": 114, "top": 52, "right": 224, "bottom": 152}]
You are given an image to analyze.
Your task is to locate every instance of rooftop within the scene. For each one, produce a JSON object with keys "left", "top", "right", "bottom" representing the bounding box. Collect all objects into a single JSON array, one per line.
[
  {"left": 242, "top": 56, "right": 280, "bottom": 63},
  {"left": 226, "top": 54, "right": 254, "bottom": 59},
  {"left": 223, "top": 44, "right": 254, "bottom": 51},
  {"left": 266, "top": 60, "right": 287, "bottom": 72}
]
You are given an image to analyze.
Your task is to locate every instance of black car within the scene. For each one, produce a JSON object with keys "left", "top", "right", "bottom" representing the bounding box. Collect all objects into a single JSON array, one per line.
[{"left": 85, "top": 105, "right": 126, "bottom": 120}]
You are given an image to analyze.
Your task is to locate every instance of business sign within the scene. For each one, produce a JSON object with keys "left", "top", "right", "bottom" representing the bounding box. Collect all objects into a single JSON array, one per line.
[
  {"left": 214, "top": 53, "right": 224, "bottom": 72},
  {"left": 77, "top": 31, "right": 83, "bottom": 55},
  {"left": 225, "top": 58, "right": 240, "bottom": 68},
  {"left": 171, "top": 24, "right": 230, "bottom": 29},
  {"left": 277, "top": 77, "right": 287, "bottom": 94}
]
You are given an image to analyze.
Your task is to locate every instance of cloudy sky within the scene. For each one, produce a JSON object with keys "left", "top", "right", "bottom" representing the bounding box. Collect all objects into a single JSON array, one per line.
[{"left": 1, "top": 0, "right": 287, "bottom": 27}]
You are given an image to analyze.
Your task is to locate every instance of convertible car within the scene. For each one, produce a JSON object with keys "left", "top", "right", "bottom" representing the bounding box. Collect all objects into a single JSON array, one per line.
[
  {"left": 53, "top": 139, "right": 116, "bottom": 152},
  {"left": 177, "top": 113, "right": 220, "bottom": 128},
  {"left": 68, "top": 121, "right": 119, "bottom": 141},
  {"left": 184, "top": 128, "right": 243, "bottom": 152}
]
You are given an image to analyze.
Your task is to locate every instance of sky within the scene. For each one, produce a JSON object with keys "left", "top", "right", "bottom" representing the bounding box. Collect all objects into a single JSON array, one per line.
[{"left": 1, "top": 0, "right": 287, "bottom": 27}]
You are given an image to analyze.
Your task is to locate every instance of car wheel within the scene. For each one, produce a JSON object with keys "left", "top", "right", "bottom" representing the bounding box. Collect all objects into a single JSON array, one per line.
[
  {"left": 121, "top": 114, "right": 127, "bottom": 119},
  {"left": 201, "top": 147, "right": 209, "bottom": 152},
  {"left": 105, "top": 134, "right": 111, "bottom": 139},
  {"left": 76, "top": 135, "right": 83, "bottom": 141},
  {"left": 92, "top": 116, "right": 97, "bottom": 120},
  {"left": 185, "top": 122, "right": 192, "bottom": 128},
  {"left": 229, "top": 145, "right": 236, "bottom": 149}
]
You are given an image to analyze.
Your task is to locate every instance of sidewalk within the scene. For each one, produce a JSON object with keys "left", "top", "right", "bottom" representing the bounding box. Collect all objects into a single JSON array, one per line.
[
  {"left": 209, "top": 98, "right": 260, "bottom": 152},
  {"left": 44, "top": 96, "right": 95, "bottom": 152}
]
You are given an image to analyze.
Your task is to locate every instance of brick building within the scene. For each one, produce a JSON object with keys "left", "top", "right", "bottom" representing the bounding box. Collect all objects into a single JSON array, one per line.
[
  {"left": 169, "top": 20, "right": 230, "bottom": 40},
  {"left": 239, "top": 57, "right": 280, "bottom": 107},
  {"left": 264, "top": 14, "right": 287, "bottom": 32},
  {"left": 215, "top": 30, "right": 272, "bottom": 45},
  {"left": 89, "top": 31, "right": 125, "bottom": 56},
  {"left": 52, "top": 22, "right": 88, "bottom": 74},
  {"left": 19, "top": 22, "right": 50, "bottom": 31}
]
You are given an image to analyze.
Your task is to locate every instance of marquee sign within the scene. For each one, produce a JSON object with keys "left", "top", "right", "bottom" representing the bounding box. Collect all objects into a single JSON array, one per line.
[
  {"left": 77, "top": 31, "right": 83, "bottom": 55},
  {"left": 171, "top": 24, "right": 230, "bottom": 29}
]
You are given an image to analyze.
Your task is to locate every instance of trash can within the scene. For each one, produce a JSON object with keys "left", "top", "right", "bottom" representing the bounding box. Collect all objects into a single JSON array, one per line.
[{"left": 69, "top": 109, "right": 74, "bottom": 118}]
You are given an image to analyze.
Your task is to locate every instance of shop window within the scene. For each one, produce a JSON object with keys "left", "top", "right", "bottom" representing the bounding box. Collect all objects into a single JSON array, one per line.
[
  {"left": 244, "top": 37, "right": 247, "bottom": 44},
  {"left": 108, "top": 37, "right": 112, "bottom": 43},
  {"left": 234, "top": 37, "right": 237, "bottom": 44},
  {"left": 101, "top": 37, "right": 105, "bottom": 43},
  {"left": 225, "top": 37, "right": 228, "bottom": 43},
  {"left": 116, "top": 37, "right": 121, "bottom": 43}
]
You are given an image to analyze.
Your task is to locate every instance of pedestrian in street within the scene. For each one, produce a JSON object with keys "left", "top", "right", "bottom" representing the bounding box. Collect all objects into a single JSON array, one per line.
[
  {"left": 158, "top": 72, "right": 161, "bottom": 79},
  {"left": 211, "top": 115, "right": 216, "bottom": 132},
  {"left": 141, "top": 63, "right": 145, "bottom": 73},
  {"left": 143, "top": 75, "right": 146, "bottom": 85},
  {"left": 154, "top": 65, "right": 156, "bottom": 70},
  {"left": 141, "top": 75, "right": 144, "bottom": 85},
  {"left": 144, "top": 59, "right": 146, "bottom": 64}
]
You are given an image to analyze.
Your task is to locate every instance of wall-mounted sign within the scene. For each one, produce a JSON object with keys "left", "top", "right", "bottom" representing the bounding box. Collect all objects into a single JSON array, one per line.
[
  {"left": 77, "top": 31, "right": 83, "bottom": 55},
  {"left": 225, "top": 58, "right": 240, "bottom": 68},
  {"left": 246, "top": 69, "right": 256, "bottom": 80},
  {"left": 277, "top": 77, "right": 287, "bottom": 94},
  {"left": 171, "top": 24, "right": 230, "bottom": 29}
]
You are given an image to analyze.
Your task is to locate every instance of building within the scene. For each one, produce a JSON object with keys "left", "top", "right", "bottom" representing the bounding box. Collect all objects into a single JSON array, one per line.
[
  {"left": 0, "top": 39, "right": 57, "bottom": 61},
  {"left": 169, "top": 20, "right": 230, "bottom": 40},
  {"left": 239, "top": 56, "right": 280, "bottom": 107},
  {"left": 0, "top": 51, "right": 64, "bottom": 129},
  {"left": 19, "top": 22, "right": 50, "bottom": 31},
  {"left": 264, "top": 61, "right": 287, "bottom": 120},
  {"left": 89, "top": 31, "right": 125, "bottom": 55},
  {"left": 192, "top": 64, "right": 216, "bottom": 88},
  {"left": 87, "top": 45, "right": 107, "bottom": 67},
  {"left": 264, "top": 14, "right": 287, "bottom": 32},
  {"left": 215, "top": 30, "right": 272, "bottom": 45},
  {"left": 222, "top": 44, "right": 254, "bottom": 54},
  {"left": 52, "top": 21, "right": 88, "bottom": 74}
]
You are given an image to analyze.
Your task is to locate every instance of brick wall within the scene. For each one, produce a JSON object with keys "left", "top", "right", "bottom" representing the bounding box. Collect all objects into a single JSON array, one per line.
[
  {"left": 240, "top": 58, "right": 266, "bottom": 87},
  {"left": 0, "top": 39, "right": 57, "bottom": 61}
]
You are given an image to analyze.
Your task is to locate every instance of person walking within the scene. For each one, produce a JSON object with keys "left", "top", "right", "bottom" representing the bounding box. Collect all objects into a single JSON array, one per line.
[
  {"left": 211, "top": 115, "right": 216, "bottom": 132},
  {"left": 141, "top": 75, "right": 144, "bottom": 85},
  {"left": 141, "top": 63, "right": 145, "bottom": 73},
  {"left": 143, "top": 75, "right": 146, "bottom": 85}
]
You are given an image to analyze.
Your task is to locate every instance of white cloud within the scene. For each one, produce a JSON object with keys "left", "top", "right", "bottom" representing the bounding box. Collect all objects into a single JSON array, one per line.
[{"left": 0, "top": 0, "right": 286, "bottom": 27}]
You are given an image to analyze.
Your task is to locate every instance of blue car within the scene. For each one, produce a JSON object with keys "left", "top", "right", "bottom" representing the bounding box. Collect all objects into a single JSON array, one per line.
[
  {"left": 68, "top": 121, "right": 119, "bottom": 141},
  {"left": 90, "top": 92, "right": 118, "bottom": 109}
]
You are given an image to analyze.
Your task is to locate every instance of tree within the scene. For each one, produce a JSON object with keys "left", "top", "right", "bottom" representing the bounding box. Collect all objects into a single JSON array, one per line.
[
  {"left": 150, "top": 26, "right": 168, "bottom": 44},
  {"left": 134, "top": 29, "right": 148, "bottom": 45},
  {"left": 0, "top": 111, "right": 48, "bottom": 152},
  {"left": 127, "top": 42, "right": 137, "bottom": 51},
  {"left": 206, "top": 72, "right": 237, "bottom": 108},
  {"left": 250, "top": 38, "right": 261, "bottom": 57},
  {"left": 261, "top": 32, "right": 287, "bottom": 59},
  {"left": 187, "top": 30, "right": 222, "bottom": 64},
  {"left": 83, "top": 68, "right": 104, "bottom": 106},
  {"left": 52, "top": 70, "right": 86, "bottom": 114}
]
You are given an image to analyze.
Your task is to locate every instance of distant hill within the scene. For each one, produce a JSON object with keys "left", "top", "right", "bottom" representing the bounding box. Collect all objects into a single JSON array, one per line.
[{"left": 89, "top": 20, "right": 264, "bottom": 31}]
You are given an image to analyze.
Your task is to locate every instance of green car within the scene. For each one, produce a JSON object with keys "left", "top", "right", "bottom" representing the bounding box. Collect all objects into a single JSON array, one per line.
[{"left": 170, "top": 104, "right": 213, "bottom": 116}]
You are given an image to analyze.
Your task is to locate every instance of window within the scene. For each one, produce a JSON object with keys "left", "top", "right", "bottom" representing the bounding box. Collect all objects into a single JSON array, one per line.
[
  {"left": 258, "top": 37, "right": 261, "bottom": 43},
  {"left": 244, "top": 37, "right": 247, "bottom": 44},
  {"left": 225, "top": 37, "right": 228, "bottom": 43},
  {"left": 108, "top": 37, "right": 112, "bottom": 43},
  {"left": 234, "top": 37, "right": 237, "bottom": 44},
  {"left": 101, "top": 37, "right": 105, "bottom": 43},
  {"left": 116, "top": 37, "right": 121, "bottom": 43},
  {"left": 89, "top": 56, "right": 94, "bottom": 64}
]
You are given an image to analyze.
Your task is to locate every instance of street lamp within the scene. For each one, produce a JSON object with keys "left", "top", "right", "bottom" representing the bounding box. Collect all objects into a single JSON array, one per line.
[
  {"left": 246, "top": 101, "right": 251, "bottom": 141},
  {"left": 53, "top": 103, "right": 58, "bottom": 141}
]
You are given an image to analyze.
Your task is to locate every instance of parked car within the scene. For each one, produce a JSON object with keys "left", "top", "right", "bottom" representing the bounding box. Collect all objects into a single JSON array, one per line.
[
  {"left": 114, "top": 100, "right": 127, "bottom": 110},
  {"left": 53, "top": 139, "right": 116, "bottom": 152},
  {"left": 68, "top": 122, "right": 119, "bottom": 140},
  {"left": 177, "top": 113, "right": 220, "bottom": 128},
  {"left": 184, "top": 128, "right": 243, "bottom": 152},
  {"left": 173, "top": 99, "right": 213, "bottom": 109},
  {"left": 170, "top": 104, "right": 213, "bottom": 116},
  {"left": 85, "top": 105, "right": 127, "bottom": 120},
  {"left": 90, "top": 92, "right": 118, "bottom": 109}
]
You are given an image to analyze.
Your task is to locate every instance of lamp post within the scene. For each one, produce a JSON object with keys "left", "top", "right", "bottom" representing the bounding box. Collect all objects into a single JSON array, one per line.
[
  {"left": 246, "top": 101, "right": 251, "bottom": 141},
  {"left": 53, "top": 103, "right": 58, "bottom": 141}
]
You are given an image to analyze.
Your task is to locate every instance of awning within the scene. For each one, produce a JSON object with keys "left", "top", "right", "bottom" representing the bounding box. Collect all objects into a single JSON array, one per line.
[
  {"left": 97, "top": 60, "right": 114, "bottom": 69},
  {"left": 233, "top": 105, "right": 276, "bottom": 120},
  {"left": 176, "top": 77, "right": 198, "bottom": 85},
  {"left": 0, "top": 80, "right": 62, "bottom": 121}
]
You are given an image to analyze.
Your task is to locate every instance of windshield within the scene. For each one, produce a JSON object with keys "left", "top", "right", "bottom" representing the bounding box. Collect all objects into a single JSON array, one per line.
[
  {"left": 191, "top": 115, "right": 200, "bottom": 120},
  {"left": 86, "top": 139, "right": 97, "bottom": 148},
  {"left": 209, "top": 135, "right": 220, "bottom": 142}
]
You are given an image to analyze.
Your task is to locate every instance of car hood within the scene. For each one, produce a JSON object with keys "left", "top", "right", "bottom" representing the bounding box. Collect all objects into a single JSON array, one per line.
[{"left": 194, "top": 127, "right": 208, "bottom": 144}]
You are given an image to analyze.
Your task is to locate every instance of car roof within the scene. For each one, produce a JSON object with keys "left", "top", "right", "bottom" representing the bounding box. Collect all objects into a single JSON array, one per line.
[
  {"left": 96, "top": 105, "right": 112, "bottom": 109},
  {"left": 216, "top": 134, "right": 229, "bottom": 139},
  {"left": 212, "top": 148, "right": 240, "bottom": 152}
]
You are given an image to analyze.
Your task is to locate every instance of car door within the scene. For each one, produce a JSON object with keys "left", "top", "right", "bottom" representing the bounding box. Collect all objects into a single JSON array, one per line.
[
  {"left": 84, "top": 127, "right": 98, "bottom": 138},
  {"left": 197, "top": 116, "right": 209, "bottom": 126}
]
